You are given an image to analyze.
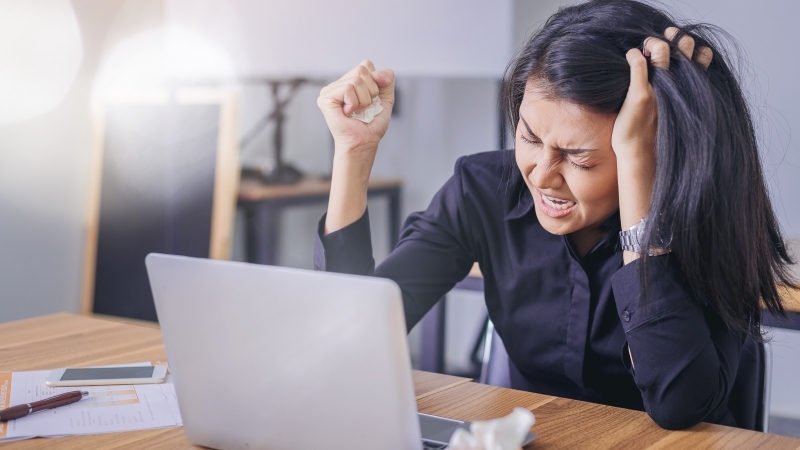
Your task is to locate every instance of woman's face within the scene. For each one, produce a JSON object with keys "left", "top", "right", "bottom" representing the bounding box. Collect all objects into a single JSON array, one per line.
[{"left": 515, "top": 84, "right": 620, "bottom": 237}]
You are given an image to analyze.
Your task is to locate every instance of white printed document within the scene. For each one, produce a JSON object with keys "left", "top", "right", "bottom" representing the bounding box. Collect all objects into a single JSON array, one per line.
[{"left": 0, "top": 363, "right": 183, "bottom": 442}]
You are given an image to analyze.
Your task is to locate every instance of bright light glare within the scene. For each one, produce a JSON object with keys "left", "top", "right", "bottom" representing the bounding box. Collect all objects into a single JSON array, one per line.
[
  {"left": 93, "top": 26, "right": 237, "bottom": 100},
  {"left": 91, "top": 26, "right": 237, "bottom": 201},
  {"left": 0, "top": 0, "right": 83, "bottom": 125}
]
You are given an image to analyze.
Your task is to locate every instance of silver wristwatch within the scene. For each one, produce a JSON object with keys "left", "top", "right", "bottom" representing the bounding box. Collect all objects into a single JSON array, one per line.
[{"left": 619, "top": 217, "right": 671, "bottom": 256}]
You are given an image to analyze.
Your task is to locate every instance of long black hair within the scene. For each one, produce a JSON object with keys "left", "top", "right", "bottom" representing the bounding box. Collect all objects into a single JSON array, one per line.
[{"left": 502, "top": 0, "right": 797, "bottom": 339}]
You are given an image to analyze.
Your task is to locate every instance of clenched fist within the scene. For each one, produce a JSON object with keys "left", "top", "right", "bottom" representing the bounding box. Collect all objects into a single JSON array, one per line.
[{"left": 317, "top": 60, "right": 395, "bottom": 158}]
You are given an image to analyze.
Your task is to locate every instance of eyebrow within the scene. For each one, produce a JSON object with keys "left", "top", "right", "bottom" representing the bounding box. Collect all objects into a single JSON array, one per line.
[{"left": 520, "top": 117, "right": 596, "bottom": 155}]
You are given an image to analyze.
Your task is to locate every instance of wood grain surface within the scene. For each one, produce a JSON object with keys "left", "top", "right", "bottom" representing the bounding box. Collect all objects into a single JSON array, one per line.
[
  {"left": 783, "top": 287, "right": 800, "bottom": 313},
  {"left": 0, "top": 313, "right": 798, "bottom": 449},
  {"left": 412, "top": 370, "right": 471, "bottom": 400}
]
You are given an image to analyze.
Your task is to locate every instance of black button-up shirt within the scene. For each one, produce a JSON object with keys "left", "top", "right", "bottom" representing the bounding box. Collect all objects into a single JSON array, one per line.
[{"left": 314, "top": 150, "right": 743, "bottom": 429}]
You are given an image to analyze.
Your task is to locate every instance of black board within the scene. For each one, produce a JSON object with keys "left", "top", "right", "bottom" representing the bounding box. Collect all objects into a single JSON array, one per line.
[{"left": 92, "top": 102, "right": 220, "bottom": 321}]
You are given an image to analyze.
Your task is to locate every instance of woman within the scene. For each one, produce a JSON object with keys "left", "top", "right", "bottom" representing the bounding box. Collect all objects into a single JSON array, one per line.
[{"left": 314, "top": 0, "right": 797, "bottom": 429}]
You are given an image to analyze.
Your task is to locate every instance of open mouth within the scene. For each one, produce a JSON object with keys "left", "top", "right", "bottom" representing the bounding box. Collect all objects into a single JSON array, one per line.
[{"left": 537, "top": 190, "right": 577, "bottom": 218}]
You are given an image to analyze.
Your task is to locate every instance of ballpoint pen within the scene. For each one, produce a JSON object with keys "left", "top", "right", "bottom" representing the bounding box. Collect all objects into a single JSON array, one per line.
[{"left": 0, "top": 390, "right": 89, "bottom": 421}]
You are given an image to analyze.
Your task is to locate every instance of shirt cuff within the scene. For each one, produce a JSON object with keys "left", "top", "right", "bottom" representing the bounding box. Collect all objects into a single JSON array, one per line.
[
  {"left": 314, "top": 209, "right": 375, "bottom": 275},
  {"left": 611, "top": 254, "right": 693, "bottom": 333}
]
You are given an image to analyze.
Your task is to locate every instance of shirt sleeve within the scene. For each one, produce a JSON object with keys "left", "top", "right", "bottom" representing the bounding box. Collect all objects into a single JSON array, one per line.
[
  {"left": 611, "top": 254, "right": 744, "bottom": 430},
  {"left": 314, "top": 157, "right": 477, "bottom": 331},
  {"left": 314, "top": 209, "right": 375, "bottom": 276}
]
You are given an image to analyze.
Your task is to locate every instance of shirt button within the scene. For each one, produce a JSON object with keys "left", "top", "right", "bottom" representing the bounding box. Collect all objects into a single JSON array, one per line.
[{"left": 622, "top": 310, "right": 631, "bottom": 322}]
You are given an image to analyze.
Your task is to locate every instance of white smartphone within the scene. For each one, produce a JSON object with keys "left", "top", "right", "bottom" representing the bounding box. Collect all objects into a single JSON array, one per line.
[{"left": 45, "top": 365, "right": 168, "bottom": 387}]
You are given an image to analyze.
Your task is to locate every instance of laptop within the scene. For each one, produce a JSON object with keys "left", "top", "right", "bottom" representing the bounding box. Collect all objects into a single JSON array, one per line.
[{"left": 145, "top": 253, "right": 536, "bottom": 449}]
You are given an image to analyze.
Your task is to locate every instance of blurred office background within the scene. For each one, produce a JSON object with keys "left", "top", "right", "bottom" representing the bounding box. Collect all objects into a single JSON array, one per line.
[{"left": 1, "top": 0, "right": 798, "bottom": 436}]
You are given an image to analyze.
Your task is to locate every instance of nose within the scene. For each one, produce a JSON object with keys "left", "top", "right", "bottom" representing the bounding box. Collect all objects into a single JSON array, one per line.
[{"left": 529, "top": 151, "right": 564, "bottom": 191}]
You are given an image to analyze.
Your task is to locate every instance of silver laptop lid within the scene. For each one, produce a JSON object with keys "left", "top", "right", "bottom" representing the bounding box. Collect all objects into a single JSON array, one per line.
[{"left": 146, "top": 253, "right": 422, "bottom": 450}]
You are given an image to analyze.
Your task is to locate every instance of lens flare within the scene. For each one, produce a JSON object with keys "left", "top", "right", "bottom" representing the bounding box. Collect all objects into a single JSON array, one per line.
[
  {"left": 0, "top": 0, "right": 83, "bottom": 125},
  {"left": 93, "top": 26, "right": 237, "bottom": 101}
]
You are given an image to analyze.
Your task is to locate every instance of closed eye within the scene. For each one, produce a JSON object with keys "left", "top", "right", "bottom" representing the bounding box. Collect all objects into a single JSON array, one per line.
[
  {"left": 561, "top": 152, "right": 593, "bottom": 171},
  {"left": 520, "top": 134, "right": 542, "bottom": 145},
  {"left": 519, "top": 117, "right": 596, "bottom": 154},
  {"left": 520, "top": 134, "right": 592, "bottom": 170},
  {"left": 568, "top": 159, "right": 591, "bottom": 171},
  {"left": 518, "top": 118, "right": 595, "bottom": 170}
]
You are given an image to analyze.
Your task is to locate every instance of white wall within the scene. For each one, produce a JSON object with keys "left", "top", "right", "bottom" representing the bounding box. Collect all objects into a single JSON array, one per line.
[
  {"left": 164, "top": 0, "right": 513, "bottom": 78},
  {"left": 0, "top": 0, "right": 142, "bottom": 322}
]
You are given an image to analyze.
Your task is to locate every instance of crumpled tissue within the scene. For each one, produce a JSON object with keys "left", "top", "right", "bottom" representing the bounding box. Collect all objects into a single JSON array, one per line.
[
  {"left": 447, "top": 407, "right": 535, "bottom": 450},
  {"left": 349, "top": 96, "right": 384, "bottom": 123}
]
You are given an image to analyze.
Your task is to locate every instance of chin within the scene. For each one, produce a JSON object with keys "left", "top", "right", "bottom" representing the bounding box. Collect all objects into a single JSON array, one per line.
[{"left": 534, "top": 208, "right": 578, "bottom": 236}]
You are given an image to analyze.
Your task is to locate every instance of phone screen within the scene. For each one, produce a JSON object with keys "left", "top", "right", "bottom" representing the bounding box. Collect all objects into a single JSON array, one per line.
[{"left": 61, "top": 366, "right": 155, "bottom": 381}]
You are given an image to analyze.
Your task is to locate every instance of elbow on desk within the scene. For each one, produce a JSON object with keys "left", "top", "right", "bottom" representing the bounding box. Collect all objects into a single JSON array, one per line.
[
  {"left": 646, "top": 405, "right": 705, "bottom": 430},
  {"left": 642, "top": 375, "right": 721, "bottom": 430},
  {"left": 644, "top": 387, "right": 718, "bottom": 430},
  {"left": 637, "top": 353, "right": 728, "bottom": 430}
]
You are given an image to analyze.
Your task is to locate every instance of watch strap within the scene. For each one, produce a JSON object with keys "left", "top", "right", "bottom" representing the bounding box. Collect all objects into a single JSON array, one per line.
[{"left": 619, "top": 217, "right": 671, "bottom": 256}]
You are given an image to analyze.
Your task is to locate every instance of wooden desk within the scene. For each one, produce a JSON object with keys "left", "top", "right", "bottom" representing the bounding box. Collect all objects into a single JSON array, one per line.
[
  {"left": 1, "top": 314, "right": 798, "bottom": 449},
  {"left": 238, "top": 176, "right": 403, "bottom": 265},
  {"left": 782, "top": 287, "right": 800, "bottom": 313}
]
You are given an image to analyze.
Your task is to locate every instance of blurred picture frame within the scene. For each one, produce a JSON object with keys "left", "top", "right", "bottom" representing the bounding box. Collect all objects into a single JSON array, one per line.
[{"left": 80, "top": 87, "right": 240, "bottom": 319}]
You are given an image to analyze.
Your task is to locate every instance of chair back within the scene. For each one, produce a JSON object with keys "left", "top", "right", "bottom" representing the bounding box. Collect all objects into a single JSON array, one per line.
[
  {"left": 479, "top": 321, "right": 512, "bottom": 387},
  {"left": 728, "top": 337, "right": 771, "bottom": 431}
]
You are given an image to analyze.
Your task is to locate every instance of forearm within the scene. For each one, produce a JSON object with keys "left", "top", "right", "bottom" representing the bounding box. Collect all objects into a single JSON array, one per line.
[
  {"left": 616, "top": 149, "right": 655, "bottom": 372},
  {"left": 616, "top": 155, "right": 654, "bottom": 264},
  {"left": 315, "top": 209, "right": 375, "bottom": 276},
  {"left": 325, "top": 148, "right": 376, "bottom": 234},
  {"left": 317, "top": 61, "right": 395, "bottom": 235}
]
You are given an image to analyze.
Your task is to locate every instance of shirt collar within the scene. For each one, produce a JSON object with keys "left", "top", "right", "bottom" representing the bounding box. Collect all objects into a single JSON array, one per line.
[{"left": 503, "top": 167, "right": 535, "bottom": 221}]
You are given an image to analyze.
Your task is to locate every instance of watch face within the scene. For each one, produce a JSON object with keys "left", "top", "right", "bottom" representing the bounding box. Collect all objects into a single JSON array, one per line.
[
  {"left": 645, "top": 218, "right": 672, "bottom": 249},
  {"left": 656, "top": 227, "right": 673, "bottom": 247}
]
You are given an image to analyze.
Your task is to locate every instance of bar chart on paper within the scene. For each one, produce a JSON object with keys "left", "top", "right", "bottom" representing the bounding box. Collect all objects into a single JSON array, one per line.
[
  {"left": 26, "top": 382, "right": 140, "bottom": 408},
  {"left": 0, "top": 363, "right": 183, "bottom": 441},
  {"left": 85, "top": 387, "right": 140, "bottom": 407}
]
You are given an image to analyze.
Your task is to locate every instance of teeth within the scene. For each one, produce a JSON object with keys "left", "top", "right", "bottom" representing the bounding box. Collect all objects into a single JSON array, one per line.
[{"left": 542, "top": 193, "right": 575, "bottom": 210}]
